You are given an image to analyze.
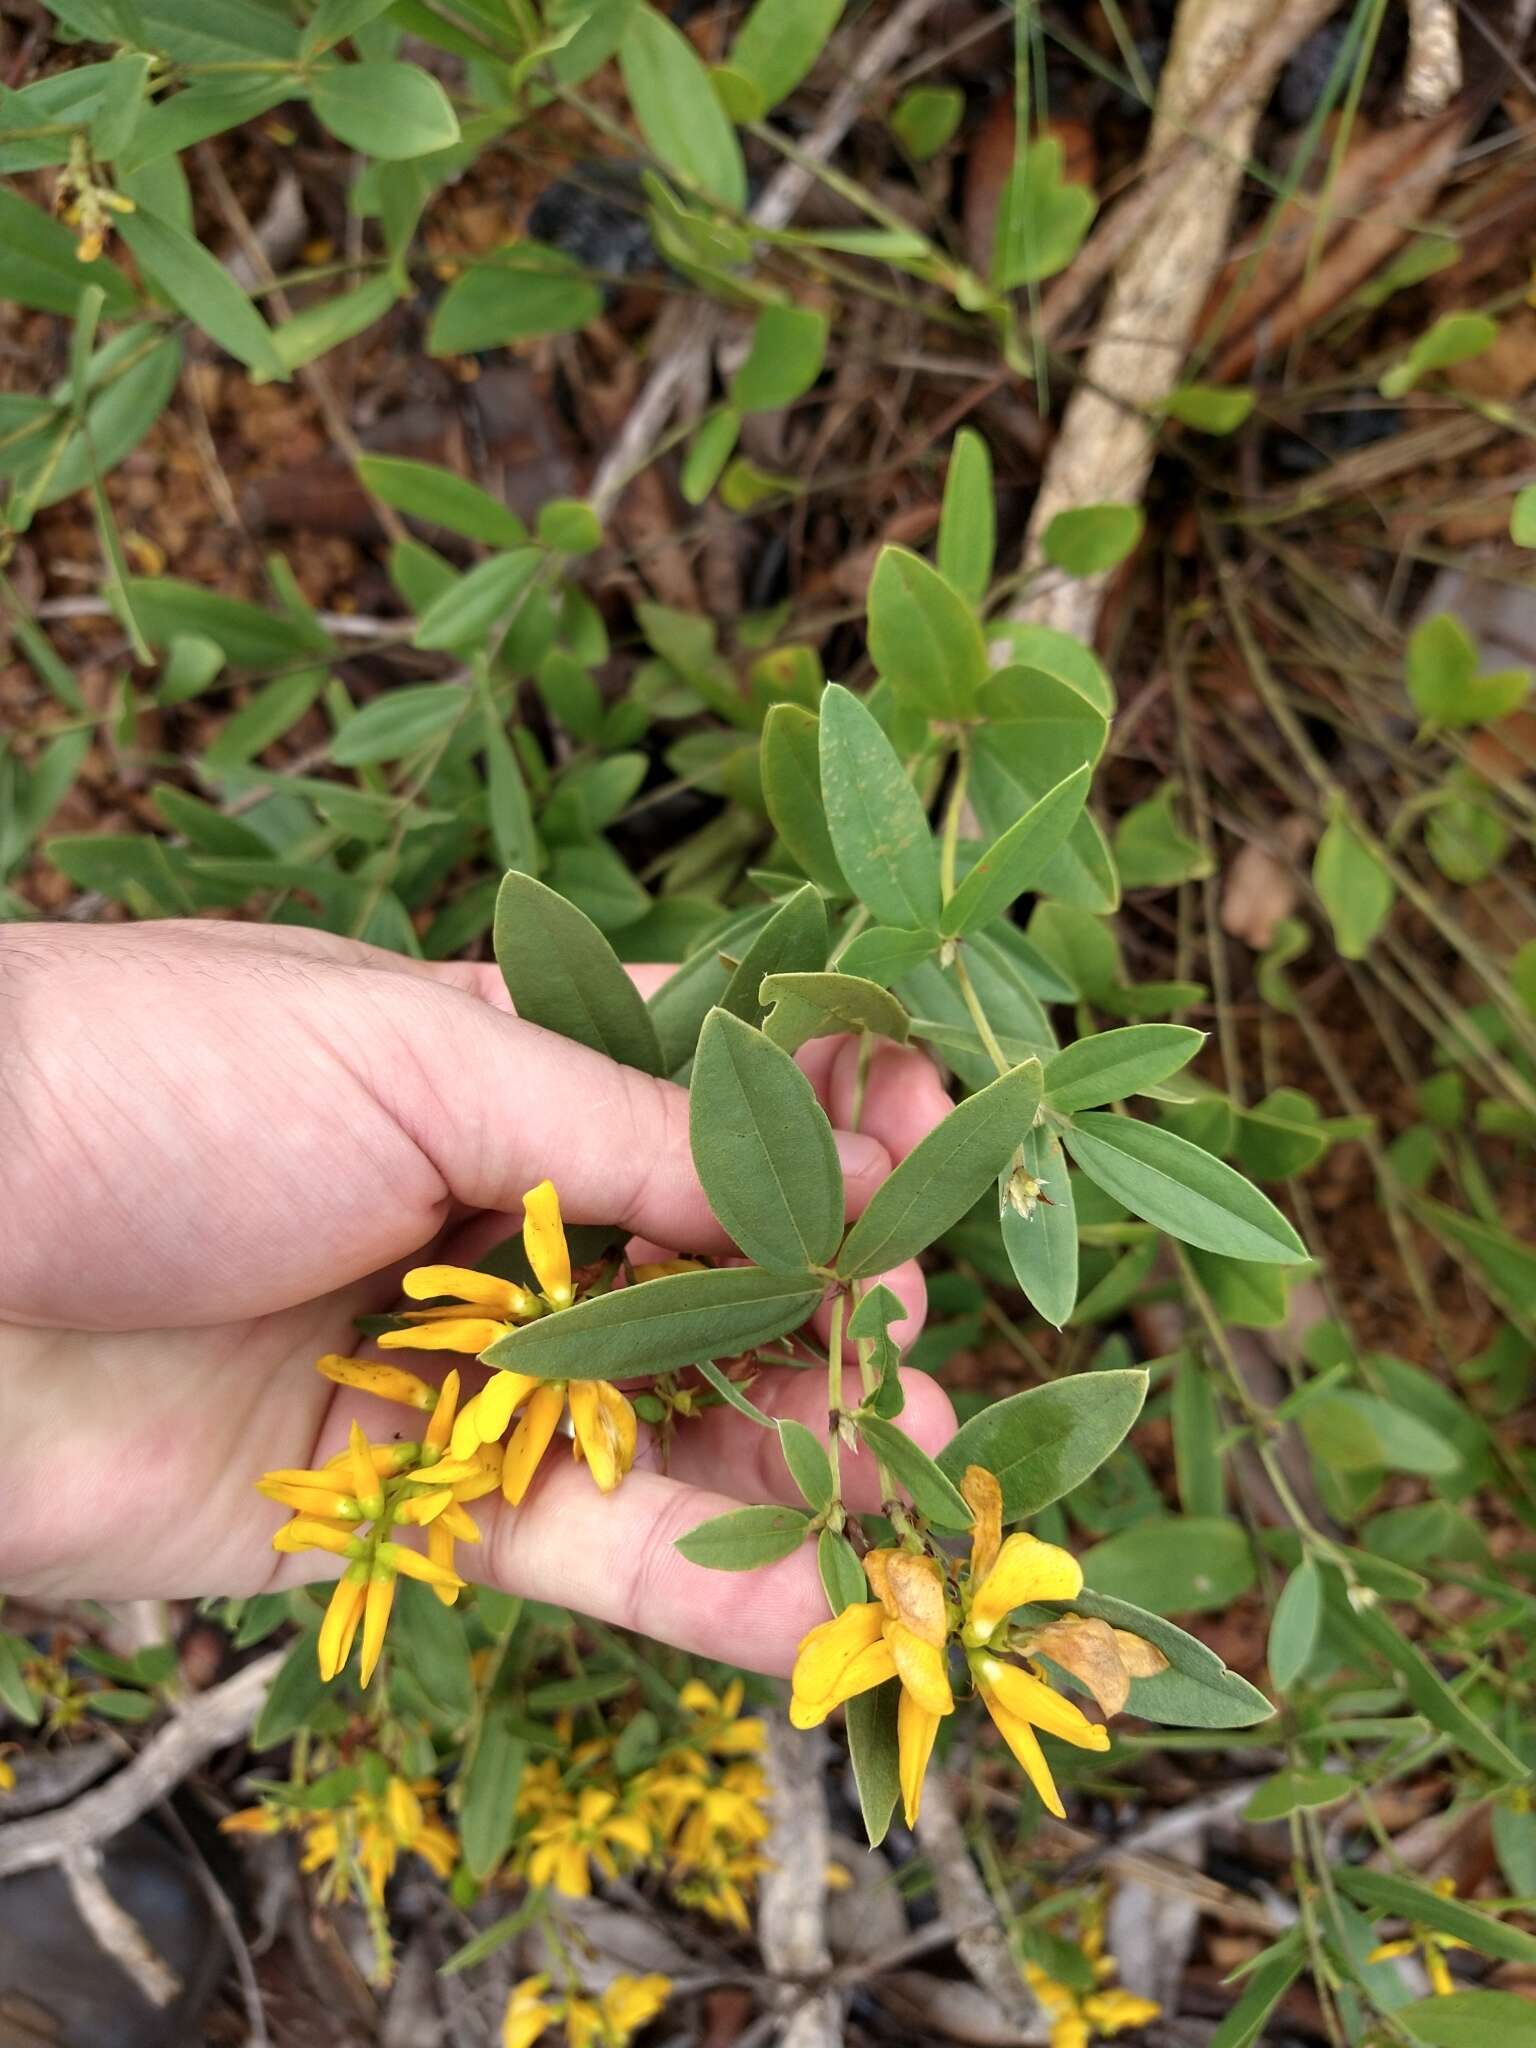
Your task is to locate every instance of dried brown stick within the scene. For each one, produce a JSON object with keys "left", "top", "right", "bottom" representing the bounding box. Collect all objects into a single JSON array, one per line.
[
  {"left": 0, "top": 1650, "right": 281, "bottom": 1880},
  {"left": 1008, "top": 0, "right": 1337, "bottom": 646},
  {"left": 914, "top": 1773, "right": 1045, "bottom": 2036},
  {"left": 1404, "top": 0, "right": 1463, "bottom": 115},
  {"left": 757, "top": 1718, "right": 841, "bottom": 2048},
  {"left": 588, "top": 0, "right": 942, "bottom": 518}
]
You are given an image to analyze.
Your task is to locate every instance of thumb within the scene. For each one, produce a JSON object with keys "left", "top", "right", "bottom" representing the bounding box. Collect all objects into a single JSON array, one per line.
[{"left": 369, "top": 972, "right": 894, "bottom": 1255}]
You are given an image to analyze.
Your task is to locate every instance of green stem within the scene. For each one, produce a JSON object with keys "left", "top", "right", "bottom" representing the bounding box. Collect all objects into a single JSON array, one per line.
[
  {"left": 953, "top": 950, "right": 1012, "bottom": 1076},
  {"left": 826, "top": 1288, "right": 846, "bottom": 1505}
]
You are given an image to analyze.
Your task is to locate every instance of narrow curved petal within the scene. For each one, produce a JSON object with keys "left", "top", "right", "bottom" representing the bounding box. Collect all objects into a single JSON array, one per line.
[
  {"left": 501, "top": 1382, "right": 566, "bottom": 1505},
  {"left": 897, "top": 1689, "right": 942, "bottom": 1827},
  {"left": 522, "top": 1181, "right": 573, "bottom": 1305},
  {"left": 318, "top": 1572, "right": 366, "bottom": 1682},
  {"left": 402, "top": 1265, "right": 539, "bottom": 1317},
  {"left": 358, "top": 1574, "right": 396, "bottom": 1689},
  {"left": 479, "top": 1370, "right": 542, "bottom": 1442},
  {"left": 379, "top": 1316, "right": 509, "bottom": 1355},
  {"left": 977, "top": 1658, "right": 1110, "bottom": 1750},
  {"left": 790, "top": 1629, "right": 897, "bottom": 1727},
  {"left": 789, "top": 1603, "right": 884, "bottom": 1712},
  {"left": 968, "top": 1532, "right": 1084, "bottom": 1641},
  {"left": 976, "top": 1679, "right": 1065, "bottom": 1819},
  {"left": 960, "top": 1465, "right": 1003, "bottom": 1584}
]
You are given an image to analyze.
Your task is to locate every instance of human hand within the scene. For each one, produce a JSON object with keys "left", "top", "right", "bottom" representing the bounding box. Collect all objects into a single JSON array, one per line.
[{"left": 0, "top": 921, "right": 955, "bottom": 1673}]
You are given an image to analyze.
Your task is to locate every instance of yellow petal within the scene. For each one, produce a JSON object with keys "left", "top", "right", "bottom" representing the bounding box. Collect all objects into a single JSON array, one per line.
[
  {"left": 866, "top": 1549, "right": 949, "bottom": 1647},
  {"left": 480, "top": 1371, "right": 543, "bottom": 1443},
  {"left": 379, "top": 1316, "right": 510, "bottom": 1355},
  {"left": 256, "top": 1480, "right": 361, "bottom": 1520},
  {"left": 502, "top": 1978, "right": 557, "bottom": 2048},
  {"left": 317, "top": 1571, "right": 367, "bottom": 1681},
  {"left": 1082, "top": 1988, "right": 1162, "bottom": 2033},
  {"left": 789, "top": 1638, "right": 898, "bottom": 1727},
  {"left": 315, "top": 1354, "right": 436, "bottom": 1410},
  {"left": 976, "top": 1678, "right": 1065, "bottom": 1819},
  {"left": 396, "top": 1488, "right": 454, "bottom": 1525},
  {"left": 886, "top": 1624, "right": 955, "bottom": 1717},
  {"left": 602, "top": 1975, "right": 670, "bottom": 2030},
  {"left": 450, "top": 1390, "right": 487, "bottom": 1464},
  {"left": 975, "top": 1657, "right": 1110, "bottom": 1751},
  {"left": 1366, "top": 1939, "right": 1415, "bottom": 1964},
  {"left": 896, "top": 1689, "right": 942, "bottom": 1827},
  {"left": 272, "top": 1518, "right": 360, "bottom": 1559},
  {"left": 521, "top": 1181, "right": 572, "bottom": 1305},
  {"left": 968, "top": 1532, "right": 1084, "bottom": 1642},
  {"left": 502, "top": 1381, "right": 566, "bottom": 1505},
  {"left": 427, "top": 1521, "right": 458, "bottom": 1606},
  {"left": 424, "top": 1370, "right": 460, "bottom": 1451},
  {"left": 1427, "top": 1950, "right": 1455, "bottom": 1998},
  {"left": 569, "top": 1380, "right": 638, "bottom": 1492},
  {"left": 402, "top": 1265, "right": 540, "bottom": 1318},
  {"left": 790, "top": 1603, "right": 885, "bottom": 1713},
  {"left": 358, "top": 1573, "right": 396, "bottom": 1689},
  {"left": 960, "top": 1465, "right": 1003, "bottom": 1584},
  {"left": 348, "top": 1422, "right": 383, "bottom": 1516},
  {"left": 378, "top": 1541, "right": 465, "bottom": 1593}
]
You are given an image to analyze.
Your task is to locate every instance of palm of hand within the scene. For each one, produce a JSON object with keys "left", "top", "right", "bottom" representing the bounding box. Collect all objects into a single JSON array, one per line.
[{"left": 0, "top": 923, "right": 953, "bottom": 1674}]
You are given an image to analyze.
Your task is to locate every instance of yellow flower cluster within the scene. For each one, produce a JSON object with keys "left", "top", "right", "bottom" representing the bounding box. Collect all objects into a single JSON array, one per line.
[
  {"left": 790, "top": 1467, "right": 1166, "bottom": 1825},
  {"left": 1023, "top": 1897, "right": 1161, "bottom": 2048},
  {"left": 0, "top": 1745, "right": 17, "bottom": 1794},
  {"left": 57, "top": 133, "right": 134, "bottom": 263},
  {"left": 503, "top": 1971, "right": 670, "bottom": 2048},
  {"left": 223, "top": 1770, "right": 457, "bottom": 1904},
  {"left": 509, "top": 1684, "right": 770, "bottom": 1934},
  {"left": 259, "top": 1362, "right": 489, "bottom": 1686},
  {"left": 256, "top": 1181, "right": 642, "bottom": 1686}
]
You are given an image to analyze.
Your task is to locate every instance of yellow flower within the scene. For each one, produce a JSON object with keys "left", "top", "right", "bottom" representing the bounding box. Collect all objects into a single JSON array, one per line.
[
  {"left": 525, "top": 1785, "right": 653, "bottom": 1898},
  {"left": 383, "top": 1179, "right": 574, "bottom": 1359},
  {"left": 378, "top": 1266, "right": 543, "bottom": 1355},
  {"left": 678, "top": 1677, "right": 764, "bottom": 1756},
  {"left": 503, "top": 1973, "right": 670, "bottom": 2048},
  {"left": 789, "top": 1548, "right": 954, "bottom": 1829},
  {"left": 1024, "top": 1963, "right": 1161, "bottom": 2048},
  {"left": 1367, "top": 1876, "right": 1473, "bottom": 1996},
  {"left": 0, "top": 1745, "right": 18, "bottom": 1794},
  {"left": 499, "top": 1377, "right": 638, "bottom": 1505}
]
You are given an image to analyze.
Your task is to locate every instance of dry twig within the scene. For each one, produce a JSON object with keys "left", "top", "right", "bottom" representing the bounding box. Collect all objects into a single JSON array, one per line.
[
  {"left": 914, "top": 1774, "right": 1046, "bottom": 2038},
  {"left": 1404, "top": 0, "right": 1463, "bottom": 115},
  {"left": 0, "top": 1651, "right": 281, "bottom": 1880},
  {"left": 756, "top": 1718, "right": 840, "bottom": 2048}
]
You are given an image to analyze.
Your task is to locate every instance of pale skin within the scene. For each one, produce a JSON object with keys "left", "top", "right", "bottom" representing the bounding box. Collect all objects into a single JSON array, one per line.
[{"left": 0, "top": 922, "right": 956, "bottom": 1675}]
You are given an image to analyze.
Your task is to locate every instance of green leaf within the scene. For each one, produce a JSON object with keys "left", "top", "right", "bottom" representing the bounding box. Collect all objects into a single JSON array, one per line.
[
  {"left": 459, "top": 1705, "right": 526, "bottom": 1878},
  {"left": 1233, "top": 1088, "right": 1330, "bottom": 1180},
  {"left": 1080, "top": 1515, "right": 1255, "bottom": 1614},
  {"left": 1063, "top": 1114, "right": 1306, "bottom": 1264},
  {"left": 940, "top": 765, "right": 1092, "bottom": 938},
  {"left": 1405, "top": 613, "right": 1528, "bottom": 730},
  {"left": 1379, "top": 311, "right": 1498, "bottom": 398},
  {"left": 392, "top": 1577, "right": 474, "bottom": 1724},
  {"left": 1412, "top": 1197, "right": 1536, "bottom": 1319},
  {"left": 1340, "top": 1598, "right": 1525, "bottom": 1781},
  {"left": 856, "top": 1414, "right": 973, "bottom": 1527},
  {"left": 759, "top": 970, "right": 909, "bottom": 1054},
  {"left": 680, "top": 404, "right": 742, "bottom": 504},
  {"left": 493, "top": 870, "right": 664, "bottom": 1074},
  {"left": 1041, "top": 504, "right": 1144, "bottom": 578},
  {"left": 428, "top": 245, "right": 602, "bottom": 353},
  {"left": 620, "top": 4, "right": 747, "bottom": 209},
  {"left": 252, "top": 1632, "right": 328, "bottom": 1748},
  {"left": 90, "top": 1688, "right": 159, "bottom": 1722},
  {"left": 999, "top": 1123, "right": 1078, "bottom": 1327},
  {"left": 890, "top": 82, "right": 963, "bottom": 161},
  {"left": 1242, "top": 1768, "right": 1348, "bottom": 1822},
  {"left": 1302, "top": 1389, "right": 1460, "bottom": 1477},
  {"left": 1512, "top": 485, "right": 1536, "bottom": 547},
  {"left": 846, "top": 1681, "right": 901, "bottom": 1846},
  {"left": 1310, "top": 806, "right": 1392, "bottom": 958},
  {"left": 1044, "top": 1025, "right": 1202, "bottom": 1115},
  {"left": 1392, "top": 1993, "right": 1536, "bottom": 2048},
  {"left": 938, "top": 1368, "right": 1146, "bottom": 1516},
  {"left": 779, "top": 1419, "right": 835, "bottom": 1512},
  {"left": 1068, "top": 1588, "right": 1274, "bottom": 1727},
  {"left": 0, "top": 189, "right": 136, "bottom": 317},
  {"left": 1170, "top": 1350, "right": 1224, "bottom": 1517},
  {"left": 1207, "top": 1939, "right": 1304, "bottom": 2048},
  {"left": 837, "top": 925, "right": 937, "bottom": 986},
  {"left": 818, "top": 1527, "right": 868, "bottom": 1611},
  {"left": 727, "top": 0, "right": 843, "bottom": 111},
  {"left": 818, "top": 684, "right": 941, "bottom": 930},
  {"left": 690, "top": 1008, "right": 844, "bottom": 1268},
  {"left": 674, "top": 1504, "right": 811, "bottom": 1569},
  {"left": 309, "top": 60, "right": 460, "bottom": 159},
  {"left": 866, "top": 545, "right": 988, "bottom": 719},
  {"left": 483, "top": 1264, "right": 823, "bottom": 1380},
  {"left": 1159, "top": 384, "right": 1255, "bottom": 434},
  {"left": 329, "top": 681, "right": 470, "bottom": 765},
  {"left": 117, "top": 207, "right": 286, "bottom": 380},
  {"left": 719, "top": 883, "right": 828, "bottom": 1027},
  {"left": 0, "top": 1631, "right": 41, "bottom": 1725},
  {"left": 266, "top": 274, "right": 399, "bottom": 376},
  {"left": 837, "top": 1058, "right": 1043, "bottom": 1279},
  {"left": 992, "top": 135, "right": 1096, "bottom": 288},
  {"left": 413, "top": 548, "right": 541, "bottom": 652},
  {"left": 1114, "top": 782, "right": 1212, "bottom": 888},
  {"left": 761, "top": 704, "right": 848, "bottom": 896},
  {"left": 536, "top": 498, "right": 603, "bottom": 553},
  {"left": 730, "top": 302, "right": 828, "bottom": 411},
  {"left": 1335, "top": 1870, "right": 1536, "bottom": 1966},
  {"left": 356, "top": 455, "right": 528, "bottom": 547},
  {"left": 1267, "top": 1559, "right": 1321, "bottom": 1691},
  {"left": 937, "top": 428, "right": 995, "bottom": 603}
]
